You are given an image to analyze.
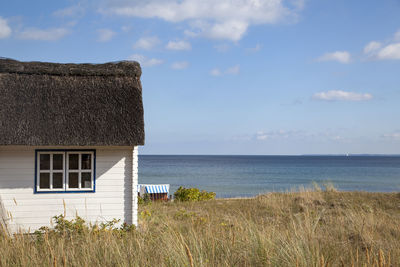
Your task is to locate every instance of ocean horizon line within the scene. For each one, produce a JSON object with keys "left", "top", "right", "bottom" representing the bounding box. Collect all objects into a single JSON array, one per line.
[{"left": 140, "top": 154, "right": 400, "bottom": 157}]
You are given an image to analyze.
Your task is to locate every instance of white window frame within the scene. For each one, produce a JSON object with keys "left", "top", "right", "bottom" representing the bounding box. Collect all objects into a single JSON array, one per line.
[
  {"left": 66, "top": 151, "right": 95, "bottom": 191},
  {"left": 36, "top": 150, "right": 95, "bottom": 193},
  {"left": 36, "top": 152, "right": 65, "bottom": 192}
]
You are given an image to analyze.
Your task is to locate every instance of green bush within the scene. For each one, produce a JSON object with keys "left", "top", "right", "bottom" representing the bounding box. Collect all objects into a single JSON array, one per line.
[
  {"left": 174, "top": 187, "right": 216, "bottom": 202},
  {"left": 198, "top": 190, "right": 216, "bottom": 201},
  {"left": 138, "top": 193, "right": 152, "bottom": 205},
  {"left": 138, "top": 195, "right": 144, "bottom": 205},
  {"left": 53, "top": 214, "right": 88, "bottom": 234},
  {"left": 33, "top": 215, "right": 135, "bottom": 239}
]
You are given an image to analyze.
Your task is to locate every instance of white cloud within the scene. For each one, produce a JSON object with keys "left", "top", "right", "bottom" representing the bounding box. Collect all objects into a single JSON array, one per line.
[
  {"left": 230, "top": 128, "right": 351, "bottom": 144},
  {"left": 210, "top": 68, "right": 222, "bottom": 76},
  {"left": 317, "top": 51, "right": 351, "bottom": 64},
  {"left": 166, "top": 40, "right": 191, "bottom": 50},
  {"left": 184, "top": 29, "right": 199, "bottom": 38},
  {"left": 184, "top": 18, "right": 249, "bottom": 41},
  {"left": 53, "top": 5, "right": 85, "bottom": 17},
  {"left": 256, "top": 131, "right": 269, "bottom": 140},
  {"left": 382, "top": 132, "right": 400, "bottom": 140},
  {"left": 255, "top": 130, "right": 305, "bottom": 141},
  {"left": 225, "top": 64, "right": 240, "bottom": 75},
  {"left": 206, "top": 20, "right": 248, "bottom": 41},
  {"left": 0, "top": 17, "right": 11, "bottom": 39},
  {"left": 133, "top": 36, "right": 160, "bottom": 50},
  {"left": 171, "top": 61, "right": 189, "bottom": 70},
  {"left": 363, "top": 41, "right": 382, "bottom": 54},
  {"left": 313, "top": 90, "right": 372, "bottom": 102},
  {"left": 363, "top": 29, "right": 400, "bottom": 60},
  {"left": 252, "top": 129, "right": 347, "bottom": 143},
  {"left": 376, "top": 43, "right": 400, "bottom": 60},
  {"left": 18, "top": 27, "right": 69, "bottom": 41},
  {"left": 97, "top": 28, "right": 115, "bottom": 42},
  {"left": 210, "top": 64, "right": 240, "bottom": 76},
  {"left": 101, "top": 0, "right": 304, "bottom": 41},
  {"left": 128, "top": 54, "right": 163, "bottom": 67}
]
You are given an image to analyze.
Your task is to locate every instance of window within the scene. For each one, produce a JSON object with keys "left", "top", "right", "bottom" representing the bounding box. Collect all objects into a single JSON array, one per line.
[{"left": 36, "top": 150, "right": 95, "bottom": 193}]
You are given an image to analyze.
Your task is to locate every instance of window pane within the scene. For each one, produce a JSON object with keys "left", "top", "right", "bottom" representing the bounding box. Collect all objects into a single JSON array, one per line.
[
  {"left": 81, "top": 173, "right": 92, "bottom": 188},
  {"left": 68, "top": 173, "right": 79, "bottom": 188},
  {"left": 81, "top": 154, "right": 91, "bottom": 170},
  {"left": 69, "top": 154, "right": 79, "bottom": 170},
  {"left": 53, "top": 154, "right": 63, "bottom": 170},
  {"left": 39, "top": 173, "right": 50, "bottom": 189},
  {"left": 40, "top": 154, "right": 50, "bottom": 170},
  {"left": 53, "top": 173, "right": 63, "bottom": 189}
]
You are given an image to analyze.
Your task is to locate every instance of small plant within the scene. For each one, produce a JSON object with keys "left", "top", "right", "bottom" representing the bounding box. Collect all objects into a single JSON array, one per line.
[
  {"left": 174, "top": 187, "right": 216, "bottom": 202},
  {"left": 138, "top": 195, "right": 144, "bottom": 205},
  {"left": 138, "top": 193, "right": 152, "bottom": 205},
  {"left": 99, "top": 218, "right": 121, "bottom": 230},
  {"left": 120, "top": 223, "right": 136, "bottom": 232},
  {"left": 53, "top": 214, "right": 88, "bottom": 234},
  {"left": 33, "top": 215, "right": 136, "bottom": 238}
]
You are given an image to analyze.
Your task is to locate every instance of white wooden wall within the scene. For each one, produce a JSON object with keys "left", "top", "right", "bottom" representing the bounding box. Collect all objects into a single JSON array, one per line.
[{"left": 0, "top": 146, "right": 138, "bottom": 233}]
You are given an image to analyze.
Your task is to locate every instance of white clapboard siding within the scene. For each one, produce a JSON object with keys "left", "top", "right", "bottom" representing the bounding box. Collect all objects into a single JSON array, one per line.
[{"left": 0, "top": 146, "right": 138, "bottom": 233}]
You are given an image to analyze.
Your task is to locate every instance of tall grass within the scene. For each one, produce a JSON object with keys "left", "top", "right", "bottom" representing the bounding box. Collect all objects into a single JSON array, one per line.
[{"left": 1, "top": 189, "right": 399, "bottom": 266}]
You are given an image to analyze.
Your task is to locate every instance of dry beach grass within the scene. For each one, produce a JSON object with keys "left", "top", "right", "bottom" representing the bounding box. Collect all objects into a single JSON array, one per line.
[{"left": 1, "top": 188, "right": 399, "bottom": 266}]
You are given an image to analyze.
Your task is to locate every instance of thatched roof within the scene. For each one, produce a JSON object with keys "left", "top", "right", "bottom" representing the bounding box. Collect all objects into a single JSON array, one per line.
[{"left": 0, "top": 58, "right": 144, "bottom": 146}]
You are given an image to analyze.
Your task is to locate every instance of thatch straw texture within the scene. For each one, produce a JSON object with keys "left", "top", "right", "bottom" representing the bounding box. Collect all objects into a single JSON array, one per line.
[{"left": 0, "top": 58, "right": 144, "bottom": 146}]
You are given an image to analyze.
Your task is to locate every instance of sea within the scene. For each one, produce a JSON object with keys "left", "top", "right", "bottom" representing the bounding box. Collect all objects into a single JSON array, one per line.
[{"left": 138, "top": 155, "right": 400, "bottom": 198}]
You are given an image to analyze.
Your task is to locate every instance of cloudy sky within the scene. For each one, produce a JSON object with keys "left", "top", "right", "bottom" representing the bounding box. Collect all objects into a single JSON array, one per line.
[{"left": 1, "top": 0, "right": 400, "bottom": 155}]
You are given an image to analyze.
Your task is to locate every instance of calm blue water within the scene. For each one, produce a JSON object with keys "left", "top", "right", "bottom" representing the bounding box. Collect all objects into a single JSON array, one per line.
[{"left": 138, "top": 155, "right": 400, "bottom": 198}]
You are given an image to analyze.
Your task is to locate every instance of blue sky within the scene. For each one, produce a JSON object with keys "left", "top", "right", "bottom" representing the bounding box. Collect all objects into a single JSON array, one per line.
[{"left": 1, "top": 0, "right": 400, "bottom": 155}]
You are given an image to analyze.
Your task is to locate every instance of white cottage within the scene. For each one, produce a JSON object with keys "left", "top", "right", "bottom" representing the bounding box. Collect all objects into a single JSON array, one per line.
[{"left": 0, "top": 58, "right": 145, "bottom": 233}]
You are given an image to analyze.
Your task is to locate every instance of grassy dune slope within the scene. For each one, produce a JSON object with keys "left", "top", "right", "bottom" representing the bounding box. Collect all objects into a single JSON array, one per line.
[{"left": 1, "top": 189, "right": 399, "bottom": 266}]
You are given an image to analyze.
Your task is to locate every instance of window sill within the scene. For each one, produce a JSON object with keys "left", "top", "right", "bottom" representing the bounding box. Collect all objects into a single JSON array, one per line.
[{"left": 34, "top": 190, "right": 95, "bottom": 194}]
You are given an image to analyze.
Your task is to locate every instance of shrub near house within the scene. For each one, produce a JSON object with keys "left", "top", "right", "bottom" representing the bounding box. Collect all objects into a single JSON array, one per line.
[{"left": 174, "top": 187, "right": 216, "bottom": 201}]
